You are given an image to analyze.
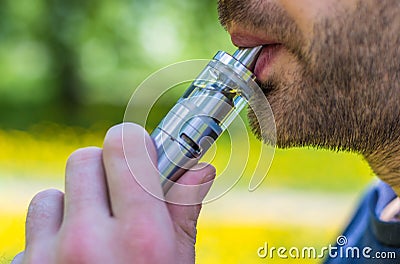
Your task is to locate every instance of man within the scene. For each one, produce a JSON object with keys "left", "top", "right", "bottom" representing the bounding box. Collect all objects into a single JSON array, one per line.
[{"left": 12, "top": 0, "right": 400, "bottom": 263}]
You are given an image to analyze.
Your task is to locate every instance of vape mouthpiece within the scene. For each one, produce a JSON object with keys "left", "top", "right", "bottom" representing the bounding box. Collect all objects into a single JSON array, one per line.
[{"left": 233, "top": 46, "right": 263, "bottom": 70}]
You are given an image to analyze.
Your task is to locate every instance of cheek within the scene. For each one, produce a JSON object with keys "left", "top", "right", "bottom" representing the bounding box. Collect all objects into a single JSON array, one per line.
[
  {"left": 279, "top": 0, "right": 318, "bottom": 38},
  {"left": 263, "top": 48, "right": 304, "bottom": 94},
  {"left": 272, "top": 50, "right": 300, "bottom": 82},
  {"left": 262, "top": 51, "right": 312, "bottom": 127},
  {"left": 278, "top": 0, "right": 358, "bottom": 40},
  {"left": 256, "top": 47, "right": 301, "bottom": 84}
]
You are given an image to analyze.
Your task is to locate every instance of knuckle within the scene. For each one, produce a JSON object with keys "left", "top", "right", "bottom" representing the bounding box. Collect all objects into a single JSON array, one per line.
[
  {"left": 118, "top": 220, "right": 175, "bottom": 261},
  {"left": 103, "top": 123, "right": 151, "bottom": 155},
  {"left": 175, "top": 212, "right": 199, "bottom": 243},
  {"left": 31, "top": 189, "right": 64, "bottom": 203},
  {"left": 28, "top": 189, "right": 64, "bottom": 217},
  {"left": 58, "top": 223, "right": 96, "bottom": 263},
  {"left": 20, "top": 250, "right": 42, "bottom": 264},
  {"left": 67, "top": 147, "right": 102, "bottom": 167},
  {"left": 103, "top": 124, "right": 125, "bottom": 154}
]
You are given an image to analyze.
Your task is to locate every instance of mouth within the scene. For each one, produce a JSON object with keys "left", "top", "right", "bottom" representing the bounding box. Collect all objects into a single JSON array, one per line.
[{"left": 231, "top": 33, "right": 283, "bottom": 82}]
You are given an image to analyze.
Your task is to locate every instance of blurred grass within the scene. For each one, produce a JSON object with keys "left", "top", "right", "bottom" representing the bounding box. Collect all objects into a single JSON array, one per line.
[
  {"left": 0, "top": 214, "right": 25, "bottom": 263},
  {"left": 196, "top": 223, "right": 339, "bottom": 263},
  {"left": 0, "top": 124, "right": 104, "bottom": 180},
  {"left": 0, "top": 124, "right": 373, "bottom": 262}
]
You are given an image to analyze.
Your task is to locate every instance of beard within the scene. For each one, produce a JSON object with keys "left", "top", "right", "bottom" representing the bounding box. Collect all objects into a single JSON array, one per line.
[{"left": 219, "top": 0, "right": 400, "bottom": 159}]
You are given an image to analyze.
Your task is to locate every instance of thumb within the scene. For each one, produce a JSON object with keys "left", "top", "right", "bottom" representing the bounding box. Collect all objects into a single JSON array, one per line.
[{"left": 166, "top": 163, "right": 215, "bottom": 239}]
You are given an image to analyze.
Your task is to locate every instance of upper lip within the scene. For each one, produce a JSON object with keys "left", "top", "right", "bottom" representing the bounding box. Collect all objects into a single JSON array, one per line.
[
  {"left": 229, "top": 29, "right": 283, "bottom": 81},
  {"left": 230, "top": 31, "right": 281, "bottom": 48}
]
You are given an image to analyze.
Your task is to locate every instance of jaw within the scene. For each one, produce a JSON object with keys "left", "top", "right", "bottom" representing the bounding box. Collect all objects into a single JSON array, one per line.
[{"left": 365, "top": 146, "right": 400, "bottom": 197}]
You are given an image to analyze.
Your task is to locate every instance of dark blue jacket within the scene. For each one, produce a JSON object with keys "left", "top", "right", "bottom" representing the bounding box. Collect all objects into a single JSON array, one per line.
[{"left": 325, "top": 181, "right": 400, "bottom": 263}]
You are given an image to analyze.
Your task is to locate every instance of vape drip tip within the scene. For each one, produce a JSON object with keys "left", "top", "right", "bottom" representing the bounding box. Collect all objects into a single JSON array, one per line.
[{"left": 232, "top": 46, "right": 263, "bottom": 70}]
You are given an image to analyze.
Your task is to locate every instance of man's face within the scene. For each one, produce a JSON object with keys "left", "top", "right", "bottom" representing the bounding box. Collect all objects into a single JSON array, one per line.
[{"left": 218, "top": 0, "right": 400, "bottom": 161}]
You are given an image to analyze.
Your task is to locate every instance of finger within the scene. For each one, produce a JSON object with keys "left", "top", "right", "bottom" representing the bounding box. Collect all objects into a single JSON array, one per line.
[
  {"left": 25, "top": 189, "right": 64, "bottom": 247},
  {"left": 102, "top": 123, "right": 167, "bottom": 218},
  {"left": 166, "top": 163, "right": 215, "bottom": 239},
  {"left": 11, "top": 251, "right": 24, "bottom": 264},
  {"left": 64, "top": 147, "right": 110, "bottom": 219},
  {"left": 165, "top": 162, "right": 216, "bottom": 204}
]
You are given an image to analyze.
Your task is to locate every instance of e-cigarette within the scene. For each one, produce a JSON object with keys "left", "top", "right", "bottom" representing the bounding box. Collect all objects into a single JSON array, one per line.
[{"left": 151, "top": 46, "right": 263, "bottom": 192}]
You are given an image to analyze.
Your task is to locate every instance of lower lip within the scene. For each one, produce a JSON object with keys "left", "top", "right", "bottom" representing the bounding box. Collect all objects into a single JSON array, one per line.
[{"left": 254, "top": 44, "right": 282, "bottom": 80}]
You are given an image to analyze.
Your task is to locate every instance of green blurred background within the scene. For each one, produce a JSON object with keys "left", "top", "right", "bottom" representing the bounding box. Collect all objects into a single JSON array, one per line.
[{"left": 0, "top": 0, "right": 375, "bottom": 263}]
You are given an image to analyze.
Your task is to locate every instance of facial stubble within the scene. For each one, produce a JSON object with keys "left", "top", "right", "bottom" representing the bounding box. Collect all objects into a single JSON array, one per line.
[{"left": 221, "top": 1, "right": 400, "bottom": 157}]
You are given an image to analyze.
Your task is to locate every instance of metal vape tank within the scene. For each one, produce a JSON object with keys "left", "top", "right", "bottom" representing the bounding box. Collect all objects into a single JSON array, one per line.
[{"left": 150, "top": 46, "right": 263, "bottom": 192}]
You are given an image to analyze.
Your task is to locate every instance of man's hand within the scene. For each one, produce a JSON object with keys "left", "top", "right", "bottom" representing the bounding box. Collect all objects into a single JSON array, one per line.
[{"left": 12, "top": 123, "right": 216, "bottom": 264}]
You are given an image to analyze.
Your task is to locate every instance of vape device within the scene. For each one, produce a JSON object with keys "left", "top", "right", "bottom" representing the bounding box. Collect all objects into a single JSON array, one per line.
[{"left": 150, "top": 46, "right": 263, "bottom": 192}]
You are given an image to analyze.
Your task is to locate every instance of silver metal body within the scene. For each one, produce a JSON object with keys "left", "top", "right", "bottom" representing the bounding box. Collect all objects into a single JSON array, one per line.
[{"left": 151, "top": 46, "right": 263, "bottom": 192}]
